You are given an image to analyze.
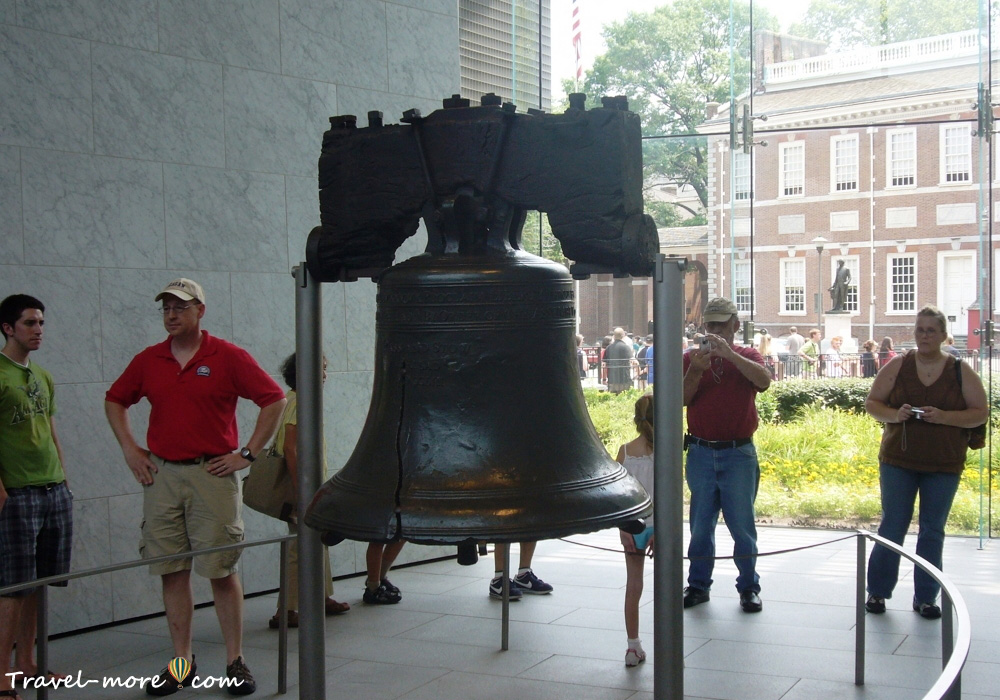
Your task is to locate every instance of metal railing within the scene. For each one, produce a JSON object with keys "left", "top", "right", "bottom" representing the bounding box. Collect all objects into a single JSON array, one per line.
[
  {"left": 0, "top": 530, "right": 971, "bottom": 700},
  {"left": 0, "top": 535, "right": 296, "bottom": 700},
  {"left": 854, "top": 530, "right": 971, "bottom": 700}
]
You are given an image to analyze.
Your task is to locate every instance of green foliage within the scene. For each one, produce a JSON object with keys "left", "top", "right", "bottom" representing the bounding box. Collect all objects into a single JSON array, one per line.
[
  {"left": 586, "top": 386, "right": 1000, "bottom": 534},
  {"left": 789, "top": 0, "right": 979, "bottom": 51},
  {"left": 582, "top": 0, "right": 778, "bottom": 209},
  {"left": 644, "top": 200, "right": 707, "bottom": 228},
  {"left": 520, "top": 211, "right": 565, "bottom": 264},
  {"left": 583, "top": 387, "right": 642, "bottom": 454},
  {"left": 760, "top": 378, "right": 873, "bottom": 423}
]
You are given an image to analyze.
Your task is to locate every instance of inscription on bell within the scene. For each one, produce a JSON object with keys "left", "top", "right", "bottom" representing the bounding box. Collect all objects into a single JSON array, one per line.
[{"left": 380, "top": 285, "right": 574, "bottom": 306}]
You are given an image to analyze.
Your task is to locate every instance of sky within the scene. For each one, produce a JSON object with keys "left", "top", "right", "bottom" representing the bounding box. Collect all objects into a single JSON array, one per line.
[{"left": 549, "top": 0, "right": 809, "bottom": 100}]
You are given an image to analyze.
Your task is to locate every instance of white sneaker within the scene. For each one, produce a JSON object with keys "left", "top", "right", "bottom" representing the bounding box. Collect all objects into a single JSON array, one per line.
[{"left": 624, "top": 648, "right": 646, "bottom": 667}]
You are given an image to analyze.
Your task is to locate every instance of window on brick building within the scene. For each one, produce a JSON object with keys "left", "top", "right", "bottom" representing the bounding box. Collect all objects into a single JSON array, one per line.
[
  {"left": 887, "top": 128, "right": 916, "bottom": 187},
  {"left": 779, "top": 142, "right": 804, "bottom": 197},
  {"left": 733, "top": 151, "right": 750, "bottom": 201},
  {"left": 940, "top": 125, "right": 971, "bottom": 184},
  {"left": 831, "top": 135, "right": 858, "bottom": 192},
  {"left": 734, "top": 259, "right": 753, "bottom": 313},
  {"left": 781, "top": 258, "right": 806, "bottom": 313},
  {"left": 888, "top": 254, "right": 917, "bottom": 313}
]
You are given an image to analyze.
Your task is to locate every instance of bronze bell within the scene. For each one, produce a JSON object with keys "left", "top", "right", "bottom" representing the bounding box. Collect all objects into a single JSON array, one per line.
[{"left": 304, "top": 200, "right": 652, "bottom": 545}]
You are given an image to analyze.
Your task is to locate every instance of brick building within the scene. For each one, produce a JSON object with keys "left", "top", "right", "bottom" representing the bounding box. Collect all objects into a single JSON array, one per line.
[
  {"left": 577, "top": 29, "right": 1000, "bottom": 351},
  {"left": 702, "top": 29, "right": 998, "bottom": 349}
]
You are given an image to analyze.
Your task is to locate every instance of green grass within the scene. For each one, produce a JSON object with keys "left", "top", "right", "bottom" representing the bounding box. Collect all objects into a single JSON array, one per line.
[{"left": 585, "top": 389, "right": 1000, "bottom": 535}]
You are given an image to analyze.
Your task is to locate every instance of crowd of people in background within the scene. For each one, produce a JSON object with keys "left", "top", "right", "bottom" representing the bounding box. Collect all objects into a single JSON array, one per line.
[{"left": 582, "top": 320, "right": 976, "bottom": 392}]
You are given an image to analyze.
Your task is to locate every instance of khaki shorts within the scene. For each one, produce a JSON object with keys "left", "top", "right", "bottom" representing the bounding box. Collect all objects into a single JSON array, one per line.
[{"left": 140, "top": 455, "right": 244, "bottom": 579}]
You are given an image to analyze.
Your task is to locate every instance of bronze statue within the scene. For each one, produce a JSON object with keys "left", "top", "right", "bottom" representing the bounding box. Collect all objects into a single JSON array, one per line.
[{"left": 828, "top": 259, "right": 851, "bottom": 313}]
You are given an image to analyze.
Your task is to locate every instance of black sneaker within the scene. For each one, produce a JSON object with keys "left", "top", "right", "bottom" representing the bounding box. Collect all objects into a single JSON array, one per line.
[
  {"left": 913, "top": 600, "right": 942, "bottom": 619},
  {"left": 739, "top": 589, "right": 762, "bottom": 613},
  {"left": 513, "top": 569, "right": 553, "bottom": 594},
  {"left": 488, "top": 576, "right": 523, "bottom": 600},
  {"left": 380, "top": 578, "right": 400, "bottom": 596},
  {"left": 363, "top": 583, "right": 401, "bottom": 604},
  {"left": 865, "top": 594, "right": 886, "bottom": 614},
  {"left": 683, "top": 586, "right": 710, "bottom": 608},
  {"left": 225, "top": 656, "right": 256, "bottom": 695},
  {"left": 146, "top": 656, "right": 196, "bottom": 696}
]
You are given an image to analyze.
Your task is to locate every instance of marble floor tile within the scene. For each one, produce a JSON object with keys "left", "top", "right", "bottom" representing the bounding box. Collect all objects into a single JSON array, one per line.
[{"left": 27, "top": 526, "right": 997, "bottom": 700}]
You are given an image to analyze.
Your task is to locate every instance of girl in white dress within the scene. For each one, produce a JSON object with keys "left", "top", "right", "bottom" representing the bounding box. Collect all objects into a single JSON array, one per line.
[{"left": 615, "top": 393, "right": 654, "bottom": 667}]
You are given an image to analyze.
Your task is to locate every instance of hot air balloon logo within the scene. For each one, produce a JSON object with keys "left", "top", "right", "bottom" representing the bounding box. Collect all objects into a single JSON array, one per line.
[{"left": 167, "top": 657, "right": 191, "bottom": 686}]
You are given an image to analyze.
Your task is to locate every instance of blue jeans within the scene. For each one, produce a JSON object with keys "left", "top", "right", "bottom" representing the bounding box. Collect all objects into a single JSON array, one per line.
[
  {"left": 867, "top": 463, "right": 960, "bottom": 604},
  {"left": 685, "top": 442, "right": 760, "bottom": 593}
]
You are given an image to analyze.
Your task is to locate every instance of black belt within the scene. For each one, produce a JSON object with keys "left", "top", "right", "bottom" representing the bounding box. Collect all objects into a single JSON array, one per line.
[
  {"left": 11, "top": 482, "right": 63, "bottom": 491},
  {"left": 684, "top": 435, "right": 752, "bottom": 450}
]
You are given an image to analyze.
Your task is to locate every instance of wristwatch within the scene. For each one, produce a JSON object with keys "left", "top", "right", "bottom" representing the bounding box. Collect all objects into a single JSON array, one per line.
[{"left": 239, "top": 447, "right": 256, "bottom": 463}]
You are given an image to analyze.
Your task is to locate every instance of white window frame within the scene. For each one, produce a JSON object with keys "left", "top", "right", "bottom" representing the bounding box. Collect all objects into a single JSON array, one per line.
[
  {"left": 886, "top": 253, "right": 917, "bottom": 314},
  {"left": 830, "top": 134, "right": 859, "bottom": 193},
  {"left": 886, "top": 127, "right": 916, "bottom": 188},
  {"left": 734, "top": 258, "right": 754, "bottom": 313},
  {"left": 779, "top": 141, "right": 805, "bottom": 198},
  {"left": 780, "top": 258, "right": 807, "bottom": 314},
  {"left": 733, "top": 151, "right": 751, "bottom": 201},
  {"left": 939, "top": 124, "right": 971, "bottom": 185},
  {"left": 830, "top": 255, "right": 861, "bottom": 314}
]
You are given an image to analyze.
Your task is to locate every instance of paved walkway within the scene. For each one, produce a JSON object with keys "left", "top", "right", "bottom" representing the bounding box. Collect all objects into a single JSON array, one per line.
[{"left": 25, "top": 526, "right": 1000, "bottom": 699}]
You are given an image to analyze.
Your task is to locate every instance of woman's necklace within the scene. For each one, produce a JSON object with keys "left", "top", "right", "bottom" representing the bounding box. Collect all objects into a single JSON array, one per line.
[{"left": 914, "top": 352, "right": 945, "bottom": 381}]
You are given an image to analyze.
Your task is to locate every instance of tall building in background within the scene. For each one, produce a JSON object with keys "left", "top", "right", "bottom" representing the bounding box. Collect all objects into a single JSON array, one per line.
[{"left": 460, "top": 0, "right": 552, "bottom": 111}]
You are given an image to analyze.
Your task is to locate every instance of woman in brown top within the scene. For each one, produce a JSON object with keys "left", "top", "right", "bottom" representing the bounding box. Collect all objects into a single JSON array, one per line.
[{"left": 863, "top": 306, "right": 987, "bottom": 619}]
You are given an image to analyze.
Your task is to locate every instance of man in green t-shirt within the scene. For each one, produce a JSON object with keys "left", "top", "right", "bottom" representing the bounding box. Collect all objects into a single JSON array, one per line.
[
  {"left": 798, "top": 328, "right": 822, "bottom": 378},
  {"left": 0, "top": 294, "right": 71, "bottom": 696}
]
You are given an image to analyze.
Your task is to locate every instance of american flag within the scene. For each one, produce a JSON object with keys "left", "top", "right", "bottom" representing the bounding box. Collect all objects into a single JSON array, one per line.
[{"left": 572, "top": 0, "right": 582, "bottom": 82}]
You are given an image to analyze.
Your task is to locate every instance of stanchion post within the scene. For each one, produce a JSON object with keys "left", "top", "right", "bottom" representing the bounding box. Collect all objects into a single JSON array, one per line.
[
  {"left": 36, "top": 585, "right": 48, "bottom": 700},
  {"left": 653, "top": 254, "right": 685, "bottom": 700},
  {"left": 855, "top": 533, "right": 866, "bottom": 686},
  {"left": 942, "top": 596, "right": 958, "bottom": 699},
  {"left": 501, "top": 545, "right": 510, "bottom": 651},
  {"left": 278, "top": 539, "right": 289, "bottom": 694},
  {"left": 294, "top": 264, "right": 326, "bottom": 700}
]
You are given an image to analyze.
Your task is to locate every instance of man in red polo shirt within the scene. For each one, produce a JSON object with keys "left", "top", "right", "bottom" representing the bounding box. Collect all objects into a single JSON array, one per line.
[
  {"left": 681, "top": 297, "right": 771, "bottom": 614},
  {"left": 105, "top": 278, "right": 285, "bottom": 696}
]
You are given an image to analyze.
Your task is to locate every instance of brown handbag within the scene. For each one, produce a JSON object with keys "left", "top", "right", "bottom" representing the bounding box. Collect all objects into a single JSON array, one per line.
[{"left": 241, "top": 444, "right": 296, "bottom": 521}]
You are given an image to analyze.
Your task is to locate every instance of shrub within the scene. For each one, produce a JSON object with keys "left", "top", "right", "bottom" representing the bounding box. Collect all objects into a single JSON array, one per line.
[
  {"left": 760, "top": 378, "right": 872, "bottom": 423},
  {"left": 583, "top": 387, "right": 642, "bottom": 453}
]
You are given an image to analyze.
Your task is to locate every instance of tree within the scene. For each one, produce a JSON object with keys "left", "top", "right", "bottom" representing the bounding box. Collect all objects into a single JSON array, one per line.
[
  {"left": 789, "top": 0, "right": 979, "bottom": 51},
  {"left": 582, "top": 0, "right": 777, "bottom": 213},
  {"left": 520, "top": 211, "right": 566, "bottom": 265}
]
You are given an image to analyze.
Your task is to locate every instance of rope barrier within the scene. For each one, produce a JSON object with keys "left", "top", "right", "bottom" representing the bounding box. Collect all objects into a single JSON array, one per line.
[{"left": 558, "top": 532, "right": 858, "bottom": 559}]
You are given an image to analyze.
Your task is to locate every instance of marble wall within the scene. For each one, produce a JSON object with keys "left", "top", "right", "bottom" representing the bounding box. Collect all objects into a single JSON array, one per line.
[{"left": 0, "top": 0, "right": 459, "bottom": 634}]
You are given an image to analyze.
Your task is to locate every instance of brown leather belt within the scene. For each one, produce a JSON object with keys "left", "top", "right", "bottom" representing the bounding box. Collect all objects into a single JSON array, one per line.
[{"left": 166, "top": 455, "right": 225, "bottom": 465}]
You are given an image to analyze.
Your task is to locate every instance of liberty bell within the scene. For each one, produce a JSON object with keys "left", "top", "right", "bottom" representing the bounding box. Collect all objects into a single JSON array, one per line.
[{"left": 304, "top": 93, "right": 658, "bottom": 545}]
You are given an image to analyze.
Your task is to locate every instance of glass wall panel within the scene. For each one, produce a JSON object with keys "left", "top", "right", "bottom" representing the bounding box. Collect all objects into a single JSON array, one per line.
[{"left": 542, "top": 0, "right": 996, "bottom": 535}]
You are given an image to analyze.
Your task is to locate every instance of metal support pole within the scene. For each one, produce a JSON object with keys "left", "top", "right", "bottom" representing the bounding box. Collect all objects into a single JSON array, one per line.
[
  {"left": 294, "top": 263, "right": 326, "bottom": 700},
  {"left": 278, "top": 539, "right": 289, "bottom": 694},
  {"left": 36, "top": 586, "right": 48, "bottom": 700},
  {"left": 855, "top": 533, "right": 866, "bottom": 686},
  {"left": 653, "top": 254, "right": 686, "bottom": 700}
]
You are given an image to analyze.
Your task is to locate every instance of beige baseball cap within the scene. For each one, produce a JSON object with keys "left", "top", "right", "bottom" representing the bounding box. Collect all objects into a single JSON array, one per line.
[
  {"left": 155, "top": 278, "right": 204, "bottom": 304},
  {"left": 702, "top": 297, "right": 738, "bottom": 323}
]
